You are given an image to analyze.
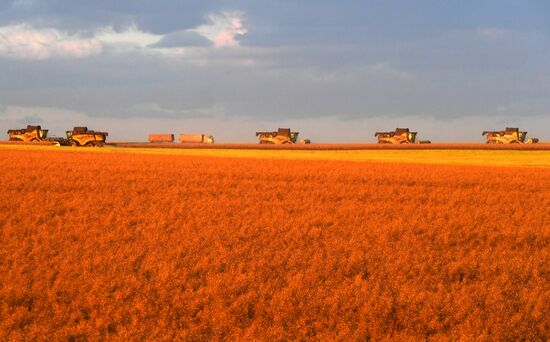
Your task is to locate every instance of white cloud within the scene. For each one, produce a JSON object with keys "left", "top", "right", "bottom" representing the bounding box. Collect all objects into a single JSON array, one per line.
[
  {"left": 0, "top": 23, "right": 187, "bottom": 60},
  {"left": 0, "top": 24, "right": 102, "bottom": 60},
  {"left": 193, "top": 11, "right": 248, "bottom": 48},
  {"left": 0, "top": 11, "right": 248, "bottom": 60},
  {"left": 477, "top": 27, "right": 505, "bottom": 41},
  {"left": 96, "top": 25, "right": 163, "bottom": 49}
]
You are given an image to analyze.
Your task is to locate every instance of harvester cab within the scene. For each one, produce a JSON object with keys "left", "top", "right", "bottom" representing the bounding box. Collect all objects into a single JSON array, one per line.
[
  {"left": 7, "top": 125, "right": 49, "bottom": 142},
  {"left": 482, "top": 127, "right": 538, "bottom": 144},
  {"left": 66, "top": 126, "right": 108, "bottom": 147},
  {"left": 256, "top": 128, "right": 300, "bottom": 144},
  {"left": 375, "top": 128, "right": 419, "bottom": 144}
]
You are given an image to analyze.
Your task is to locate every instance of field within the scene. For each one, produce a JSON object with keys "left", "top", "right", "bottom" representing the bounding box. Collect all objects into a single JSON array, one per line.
[
  {"left": 109, "top": 142, "right": 550, "bottom": 151},
  {"left": 1, "top": 145, "right": 549, "bottom": 340}
]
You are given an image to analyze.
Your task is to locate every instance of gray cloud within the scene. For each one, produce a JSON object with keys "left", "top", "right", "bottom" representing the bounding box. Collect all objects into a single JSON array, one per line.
[
  {"left": 2, "top": 31, "right": 548, "bottom": 122},
  {"left": 17, "top": 114, "right": 43, "bottom": 125},
  {"left": 125, "top": 102, "right": 221, "bottom": 119},
  {"left": 2, "top": 0, "right": 213, "bottom": 33},
  {"left": 151, "top": 30, "right": 212, "bottom": 48}
]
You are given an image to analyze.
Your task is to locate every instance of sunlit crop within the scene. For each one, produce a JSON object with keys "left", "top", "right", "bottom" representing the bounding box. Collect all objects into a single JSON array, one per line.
[
  {"left": 0, "top": 146, "right": 548, "bottom": 340},
  {"left": 1, "top": 143, "right": 549, "bottom": 167}
]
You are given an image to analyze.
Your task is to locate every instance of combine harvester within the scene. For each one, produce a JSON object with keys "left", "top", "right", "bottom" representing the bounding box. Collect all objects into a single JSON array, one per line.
[
  {"left": 179, "top": 133, "right": 214, "bottom": 144},
  {"left": 256, "top": 128, "right": 310, "bottom": 144},
  {"left": 7, "top": 125, "right": 49, "bottom": 142},
  {"left": 482, "top": 127, "right": 539, "bottom": 144},
  {"left": 66, "top": 127, "right": 108, "bottom": 147},
  {"left": 7, "top": 125, "right": 67, "bottom": 146},
  {"left": 375, "top": 128, "right": 431, "bottom": 144}
]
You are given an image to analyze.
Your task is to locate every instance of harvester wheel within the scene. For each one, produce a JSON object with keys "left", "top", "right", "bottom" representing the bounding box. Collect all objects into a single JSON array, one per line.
[
  {"left": 85, "top": 142, "right": 94, "bottom": 147},
  {"left": 70, "top": 141, "right": 78, "bottom": 147}
]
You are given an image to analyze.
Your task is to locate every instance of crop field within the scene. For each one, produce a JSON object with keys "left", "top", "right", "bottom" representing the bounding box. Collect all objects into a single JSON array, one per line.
[
  {"left": 2, "top": 143, "right": 550, "bottom": 167},
  {"left": 0, "top": 145, "right": 549, "bottom": 340},
  {"left": 110, "top": 142, "right": 550, "bottom": 151}
]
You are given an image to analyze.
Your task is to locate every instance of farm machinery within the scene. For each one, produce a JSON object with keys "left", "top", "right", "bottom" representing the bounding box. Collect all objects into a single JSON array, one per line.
[
  {"left": 375, "top": 128, "right": 431, "bottom": 144},
  {"left": 7, "top": 125, "right": 66, "bottom": 146},
  {"left": 179, "top": 134, "right": 215, "bottom": 144},
  {"left": 148, "top": 134, "right": 174, "bottom": 143},
  {"left": 482, "top": 127, "right": 539, "bottom": 144},
  {"left": 256, "top": 128, "right": 309, "bottom": 144},
  {"left": 66, "top": 127, "right": 108, "bottom": 146},
  {"left": 7, "top": 125, "right": 108, "bottom": 146},
  {"left": 7, "top": 125, "right": 50, "bottom": 142}
]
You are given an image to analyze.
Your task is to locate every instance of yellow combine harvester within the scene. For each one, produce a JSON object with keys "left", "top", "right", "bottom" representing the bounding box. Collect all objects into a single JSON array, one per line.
[
  {"left": 7, "top": 125, "right": 49, "bottom": 142},
  {"left": 482, "top": 127, "right": 539, "bottom": 144},
  {"left": 375, "top": 128, "right": 431, "bottom": 144},
  {"left": 66, "top": 127, "right": 108, "bottom": 147},
  {"left": 256, "top": 128, "right": 301, "bottom": 144}
]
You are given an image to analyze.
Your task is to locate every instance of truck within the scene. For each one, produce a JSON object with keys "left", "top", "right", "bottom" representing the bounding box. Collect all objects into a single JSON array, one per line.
[
  {"left": 375, "top": 128, "right": 431, "bottom": 144},
  {"left": 482, "top": 127, "right": 539, "bottom": 144},
  {"left": 149, "top": 134, "right": 174, "bottom": 143},
  {"left": 256, "top": 128, "right": 301, "bottom": 144},
  {"left": 179, "top": 134, "right": 214, "bottom": 144},
  {"left": 66, "top": 127, "right": 108, "bottom": 146}
]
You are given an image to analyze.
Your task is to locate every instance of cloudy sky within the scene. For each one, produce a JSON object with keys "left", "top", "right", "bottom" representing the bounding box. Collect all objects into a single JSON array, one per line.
[{"left": 0, "top": 1, "right": 549, "bottom": 142}]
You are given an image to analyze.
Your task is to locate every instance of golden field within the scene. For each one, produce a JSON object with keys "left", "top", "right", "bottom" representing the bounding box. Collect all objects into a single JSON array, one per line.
[
  {"left": 0, "top": 144, "right": 549, "bottom": 340},
  {"left": 1, "top": 143, "right": 550, "bottom": 167}
]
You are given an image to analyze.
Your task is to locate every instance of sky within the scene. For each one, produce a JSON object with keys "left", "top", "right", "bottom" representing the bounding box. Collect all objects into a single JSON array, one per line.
[{"left": 0, "top": 0, "right": 549, "bottom": 142}]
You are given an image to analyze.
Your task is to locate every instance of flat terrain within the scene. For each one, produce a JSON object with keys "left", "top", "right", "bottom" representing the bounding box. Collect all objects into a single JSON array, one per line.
[
  {"left": 3, "top": 141, "right": 550, "bottom": 151},
  {"left": 110, "top": 141, "right": 550, "bottom": 151},
  {"left": 0, "top": 145, "right": 548, "bottom": 340},
  {"left": 2, "top": 143, "right": 550, "bottom": 167}
]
